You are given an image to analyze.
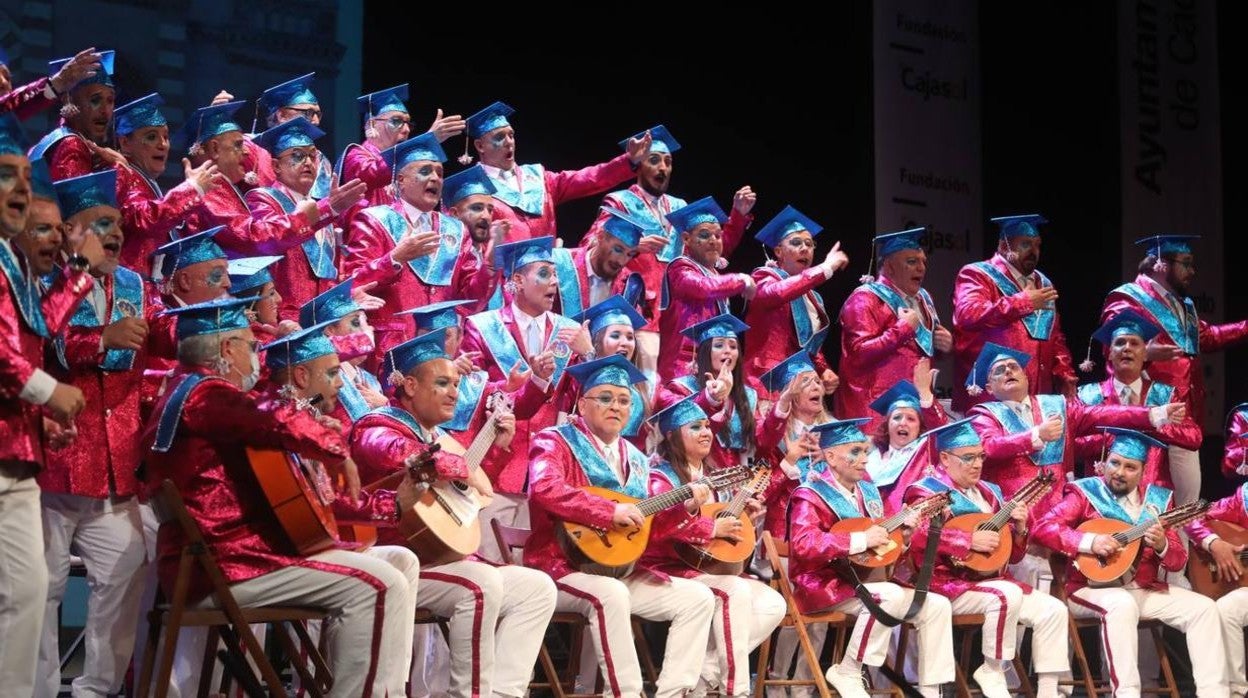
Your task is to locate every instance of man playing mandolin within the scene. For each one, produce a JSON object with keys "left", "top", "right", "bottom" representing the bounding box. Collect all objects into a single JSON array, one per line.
[
  {"left": 902, "top": 419, "right": 1069, "bottom": 698},
  {"left": 1033, "top": 428, "right": 1228, "bottom": 698},
  {"left": 349, "top": 328, "right": 558, "bottom": 698},
  {"left": 1184, "top": 482, "right": 1248, "bottom": 696},
  {"left": 787, "top": 418, "right": 954, "bottom": 698}
]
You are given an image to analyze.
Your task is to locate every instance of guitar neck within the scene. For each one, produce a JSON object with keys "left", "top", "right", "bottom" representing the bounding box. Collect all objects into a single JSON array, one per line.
[
  {"left": 461, "top": 420, "right": 498, "bottom": 472},
  {"left": 720, "top": 471, "right": 768, "bottom": 518},
  {"left": 638, "top": 477, "right": 712, "bottom": 517},
  {"left": 1111, "top": 503, "right": 1207, "bottom": 544}
]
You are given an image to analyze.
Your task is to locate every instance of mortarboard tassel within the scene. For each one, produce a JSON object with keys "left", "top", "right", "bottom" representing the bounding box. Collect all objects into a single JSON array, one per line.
[
  {"left": 1078, "top": 338, "right": 1096, "bottom": 373},
  {"left": 1151, "top": 242, "right": 1167, "bottom": 273},
  {"left": 859, "top": 236, "right": 876, "bottom": 285},
  {"left": 188, "top": 119, "right": 204, "bottom": 157},
  {"left": 458, "top": 131, "right": 474, "bottom": 166},
  {"left": 965, "top": 364, "right": 982, "bottom": 396},
  {"left": 243, "top": 171, "right": 259, "bottom": 186},
  {"left": 59, "top": 101, "right": 80, "bottom": 119},
  {"left": 250, "top": 99, "right": 261, "bottom": 136},
  {"left": 364, "top": 96, "right": 379, "bottom": 140},
  {"left": 388, "top": 369, "right": 405, "bottom": 390}
]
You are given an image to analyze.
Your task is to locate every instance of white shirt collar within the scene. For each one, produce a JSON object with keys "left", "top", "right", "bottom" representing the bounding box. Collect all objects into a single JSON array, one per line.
[
  {"left": 277, "top": 182, "right": 310, "bottom": 203},
  {"left": 1139, "top": 274, "right": 1180, "bottom": 302},
  {"left": 1112, "top": 376, "right": 1144, "bottom": 398},
  {"left": 480, "top": 163, "right": 515, "bottom": 179},
  {"left": 402, "top": 199, "right": 433, "bottom": 224},
  {"left": 510, "top": 301, "right": 547, "bottom": 330},
  {"left": 829, "top": 476, "right": 860, "bottom": 503}
]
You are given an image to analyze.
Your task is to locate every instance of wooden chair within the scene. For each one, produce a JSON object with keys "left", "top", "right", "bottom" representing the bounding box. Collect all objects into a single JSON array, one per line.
[
  {"left": 1049, "top": 554, "right": 1181, "bottom": 698},
  {"left": 895, "top": 613, "right": 1034, "bottom": 698},
  {"left": 753, "top": 532, "right": 899, "bottom": 698},
  {"left": 136, "top": 480, "right": 332, "bottom": 698}
]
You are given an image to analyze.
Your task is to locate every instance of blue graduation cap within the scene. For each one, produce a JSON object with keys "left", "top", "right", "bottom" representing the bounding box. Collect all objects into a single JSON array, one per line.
[
  {"left": 254, "top": 116, "right": 323, "bottom": 156},
  {"left": 810, "top": 418, "right": 871, "bottom": 449},
  {"left": 381, "top": 132, "right": 446, "bottom": 173},
  {"left": 113, "top": 93, "right": 166, "bottom": 136},
  {"left": 759, "top": 350, "right": 817, "bottom": 394},
  {"left": 384, "top": 328, "right": 450, "bottom": 377},
  {"left": 466, "top": 101, "right": 515, "bottom": 139},
  {"left": 181, "top": 101, "right": 244, "bottom": 151},
  {"left": 29, "top": 158, "right": 55, "bottom": 201},
  {"left": 1135, "top": 234, "right": 1199, "bottom": 258},
  {"left": 156, "top": 227, "right": 227, "bottom": 277},
  {"left": 755, "top": 205, "right": 823, "bottom": 248},
  {"left": 226, "top": 256, "right": 283, "bottom": 294},
  {"left": 574, "top": 295, "right": 646, "bottom": 336},
  {"left": 565, "top": 355, "right": 647, "bottom": 391},
  {"left": 874, "top": 227, "right": 927, "bottom": 258},
  {"left": 442, "top": 164, "right": 497, "bottom": 204},
  {"left": 618, "top": 125, "right": 681, "bottom": 154},
  {"left": 357, "top": 84, "right": 409, "bottom": 118},
  {"left": 598, "top": 206, "right": 651, "bottom": 248},
  {"left": 49, "top": 50, "right": 114, "bottom": 89},
  {"left": 966, "top": 342, "right": 1031, "bottom": 392},
  {"left": 0, "top": 113, "right": 27, "bottom": 156},
  {"left": 991, "top": 214, "right": 1047, "bottom": 239},
  {"left": 1102, "top": 427, "right": 1166, "bottom": 463},
  {"left": 53, "top": 170, "right": 118, "bottom": 219},
  {"left": 1092, "top": 309, "right": 1161, "bottom": 345},
  {"left": 680, "top": 313, "right": 749, "bottom": 346},
  {"left": 649, "top": 395, "right": 708, "bottom": 435},
  {"left": 495, "top": 236, "right": 554, "bottom": 277},
  {"left": 260, "top": 73, "right": 317, "bottom": 118},
  {"left": 665, "top": 196, "right": 728, "bottom": 232},
  {"left": 263, "top": 320, "right": 337, "bottom": 370},
  {"left": 922, "top": 418, "right": 981, "bottom": 453},
  {"left": 300, "top": 278, "right": 360, "bottom": 327},
  {"left": 869, "top": 380, "right": 922, "bottom": 417},
  {"left": 162, "top": 296, "right": 254, "bottom": 340},
  {"left": 395, "top": 299, "right": 475, "bottom": 333}
]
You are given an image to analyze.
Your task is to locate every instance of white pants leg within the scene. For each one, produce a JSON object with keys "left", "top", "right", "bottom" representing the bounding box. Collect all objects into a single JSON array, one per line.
[
  {"left": 1068, "top": 586, "right": 1142, "bottom": 697},
  {"left": 624, "top": 574, "right": 716, "bottom": 698},
  {"left": 37, "top": 492, "right": 148, "bottom": 698},
  {"left": 492, "top": 565, "right": 557, "bottom": 698},
  {"left": 554, "top": 572, "right": 644, "bottom": 698},
  {"left": 635, "top": 331, "right": 660, "bottom": 387},
  {"left": 477, "top": 493, "right": 529, "bottom": 565},
  {"left": 694, "top": 574, "right": 785, "bottom": 697},
  {"left": 408, "top": 623, "right": 449, "bottom": 698},
  {"left": 1217, "top": 587, "right": 1248, "bottom": 697},
  {"left": 413, "top": 560, "right": 506, "bottom": 698},
  {"left": 0, "top": 475, "right": 48, "bottom": 698},
  {"left": 1168, "top": 446, "right": 1201, "bottom": 506},
  {"left": 950, "top": 582, "right": 1069, "bottom": 672},
  {"left": 1129, "top": 585, "right": 1229, "bottom": 698},
  {"left": 833, "top": 582, "right": 955, "bottom": 686}
]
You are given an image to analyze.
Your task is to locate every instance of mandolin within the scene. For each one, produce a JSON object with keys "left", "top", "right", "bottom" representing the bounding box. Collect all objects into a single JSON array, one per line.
[
  {"left": 945, "top": 468, "right": 1056, "bottom": 574},
  {"left": 677, "top": 460, "right": 771, "bottom": 575},
  {"left": 1075, "top": 499, "right": 1208, "bottom": 583},
  {"left": 1187, "top": 519, "right": 1248, "bottom": 600},
  {"left": 829, "top": 491, "right": 951, "bottom": 570}
]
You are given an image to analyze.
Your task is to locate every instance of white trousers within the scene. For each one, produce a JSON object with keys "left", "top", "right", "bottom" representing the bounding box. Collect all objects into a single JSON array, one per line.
[
  {"left": 948, "top": 580, "right": 1069, "bottom": 672},
  {"left": 412, "top": 561, "right": 557, "bottom": 698},
  {"left": 0, "top": 475, "right": 48, "bottom": 698},
  {"left": 477, "top": 493, "right": 529, "bottom": 565},
  {"left": 555, "top": 571, "right": 715, "bottom": 698},
  {"left": 1217, "top": 587, "right": 1248, "bottom": 697},
  {"left": 1068, "top": 584, "right": 1229, "bottom": 698},
  {"left": 693, "top": 574, "right": 786, "bottom": 697},
  {"left": 37, "top": 492, "right": 148, "bottom": 698},
  {"left": 635, "top": 331, "right": 660, "bottom": 387},
  {"left": 1168, "top": 446, "right": 1201, "bottom": 506},
  {"left": 831, "top": 582, "right": 955, "bottom": 686}
]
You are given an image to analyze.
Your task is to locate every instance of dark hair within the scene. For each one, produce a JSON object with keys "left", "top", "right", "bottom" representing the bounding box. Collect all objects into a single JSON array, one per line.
[
  {"left": 655, "top": 422, "right": 718, "bottom": 483},
  {"left": 694, "top": 338, "right": 756, "bottom": 452},
  {"left": 1138, "top": 253, "right": 1172, "bottom": 275},
  {"left": 870, "top": 405, "right": 923, "bottom": 452}
]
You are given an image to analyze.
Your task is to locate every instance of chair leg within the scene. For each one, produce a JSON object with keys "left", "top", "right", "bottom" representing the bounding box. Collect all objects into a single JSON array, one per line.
[
  {"left": 274, "top": 621, "right": 325, "bottom": 698},
  {"left": 290, "top": 619, "right": 332, "bottom": 693},
  {"left": 955, "top": 628, "right": 973, "bottom": 698},
  {"left": 214, "top": 626, "right": 265, "bottom": 698},
  {"left": 136, "top": 610, "right": 163, "bottom": 698},
  {"left": 196, "top": 626, "right": 219, "bottom": 698},
  {"left": 631, "top": 618, "right": 660, "bottom": 690},
  {"left": 793, "top": 618, "right": 830, "bottom": 698},
  {"left": 1011, "top": 655, "right": 1035, "bottom": 698},
  {"left": 1150, "top": 625, "right": 1181, "bottom": 698},
  {"left": 537, "top": 644, "right": 568, "bottom": 698},
  {"left": 753, "top": 631, "right": 774, "bottom": 698}
]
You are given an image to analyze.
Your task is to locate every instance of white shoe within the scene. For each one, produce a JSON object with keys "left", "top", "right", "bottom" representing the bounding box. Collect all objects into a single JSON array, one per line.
[
  {"left": 971, "top": 665, "right": 1012, "bottom": 698},
  {"left": 823, "top": 664, "right": 870, "bottom": 698}
]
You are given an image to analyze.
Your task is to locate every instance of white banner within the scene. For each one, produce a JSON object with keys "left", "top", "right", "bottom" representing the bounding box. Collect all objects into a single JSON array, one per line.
[
  {"left": 1118, "top": 0, "right": 1223, "bottom": 431},
  {"left": 873, "top": 0, "right": 982, "bottom": 391}
]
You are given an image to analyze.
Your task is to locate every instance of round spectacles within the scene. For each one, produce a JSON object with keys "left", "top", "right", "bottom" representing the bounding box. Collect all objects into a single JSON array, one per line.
[
  {"left": 949, "top": 452, "right": 988, "bottom": 465},
  {"left": 582, "top": 394, "right": 633, "bottom": 409},
  {"left": 285, "top": 106, "right": 322, "bottom": 120}
]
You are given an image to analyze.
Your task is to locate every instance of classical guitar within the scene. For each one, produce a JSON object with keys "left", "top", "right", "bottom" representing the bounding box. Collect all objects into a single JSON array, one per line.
[
  {"left": 829, "top": 491, "right": 951, "bottom": 570},
  {"left": 559, "top": 464, "right": 751, "bottom": 578},
  {"left": 1074, "top": 499, "right": 1208, "bottom": 583},
  {"left": 945, "top": 468, "right": 1056, "bottom": 574},
  {"left": 1188, "top": 519, "right": 1248, "bottom": 600},
  {"left": 246, "top": 447, "right": 343, "bottom": 556},
  {"left": 677, "top": 460, "right": 771, "bottom": 575}
]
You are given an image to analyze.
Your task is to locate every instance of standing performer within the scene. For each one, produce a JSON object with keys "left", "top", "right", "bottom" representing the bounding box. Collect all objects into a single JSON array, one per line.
[{"left": 29, "top": 51, "right": 116, "bottom": 180}]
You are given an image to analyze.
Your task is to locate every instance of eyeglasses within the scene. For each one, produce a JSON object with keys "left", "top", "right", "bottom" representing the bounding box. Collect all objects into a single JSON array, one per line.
[
  {"left": 281, "top": 148, "right": 320, "bottom": 166},
  {"left": 948, "top": 452, "right": 987, "bottom": 465},
  {"left": 990, "top": 362, "right": 1022, "bottom": 377},
  {"left": 582, "top": 393, "right": 633, "bottom": 409},
  {"left": 226, "top": 336, "right": 261, "bottom": 353},
  {"left": 285, "top": 106, "right": 322, "bottom": 120},
  {"left": 373, "top": 116, "right": 411, "bottom": 129}
]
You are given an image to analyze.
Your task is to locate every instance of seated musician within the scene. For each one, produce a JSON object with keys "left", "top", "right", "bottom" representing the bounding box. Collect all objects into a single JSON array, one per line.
[
  {"left": 788, "top": 418, "right": 954, "bottom": 698},
  {"left": 1185, "top": 482, "right": 1248, "bottom": 696},
  {"left": 1032, "top": 427, "right": 1228, "bottom": 698},
  {"left": 639, "top": 395, "right": 786, "bottom": 697},
  {"left": 902, "top": 419, "right": 1069, "bottom": 698},
  {"left": 525, "top": 355, "right": 717, "bottom": 698},
  {"left": 348, "top": 329, "right": 557, "bottom": 698},
  {"left": 140, "top": 298, "right": 418, "bottom": 697}
]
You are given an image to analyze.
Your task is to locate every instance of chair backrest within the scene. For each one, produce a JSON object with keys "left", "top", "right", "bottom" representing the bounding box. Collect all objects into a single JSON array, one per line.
[
  {"left": 155, "top": 479, "right": 244, "bottom": 608},
  {"left": 761, "top": 532, "right": 801, "bottom": 608},
  {"left": 1048, "top": 552, "right": 1071, "bottom": 601},
  {"left": 490, "top": 518, "right": 532, "bottom": 566}
]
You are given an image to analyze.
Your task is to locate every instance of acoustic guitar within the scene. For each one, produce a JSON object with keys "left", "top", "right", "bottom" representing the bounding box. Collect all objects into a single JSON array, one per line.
[
  {"left": 945, "top": 468, "right": 1056, "bottom": 574},
  {"left": 1188, "top": 519, "right": 1248, "bottom": 600},
  {"left": 559, "top": 464, "right": 751, "bottom": 578},
  {"left": 247, "top": 447, "right": 343, "bottom": 556},
  {"left": 829, "top": 491, "right": 951, "bottom": 570},
  {"left": 1074, "top": 499, "right": 1208, "bottom": 583},
  {"left": 677, "top": 459, "right": 771, "bottom": 575}
]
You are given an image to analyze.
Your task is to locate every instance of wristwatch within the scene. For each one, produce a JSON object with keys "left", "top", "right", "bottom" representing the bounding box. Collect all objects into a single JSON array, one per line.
[{"left": 67, "top": 253, "right": 90, "bottom": 272}]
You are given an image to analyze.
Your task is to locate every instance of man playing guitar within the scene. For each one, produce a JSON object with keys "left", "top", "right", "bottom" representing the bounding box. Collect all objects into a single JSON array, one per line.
[
  {"left": 349, "top": 328, "right": 557, "bottom": 698},
  {"left": 902, "top": 419, "right": 1069, "bottom": 698},
  {"left": 787, "top": 418, "right": 954, "bottom": 698},
  {"left": 1033, "top": 428, "right": 1229, "bottom": 698},
  {"left": 525, "top": 355, "right": 718, "bottom": 698},
  {"left": 1186, "top": 482, "right": 1248, "bottom": 696}
]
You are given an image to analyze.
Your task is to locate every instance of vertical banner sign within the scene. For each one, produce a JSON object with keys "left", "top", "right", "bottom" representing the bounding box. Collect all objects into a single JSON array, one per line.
[
  {"left": 873, "top": 0, "right": 982, "bottom": 393},
  {"left": 1119, "top": 0, "right": 1223, "bottom": 431}
]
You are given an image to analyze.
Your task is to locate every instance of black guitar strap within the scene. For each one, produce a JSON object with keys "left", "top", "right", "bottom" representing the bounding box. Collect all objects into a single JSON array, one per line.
[{"left": 834, "top": 512, "right": 946, "bottom": 627}]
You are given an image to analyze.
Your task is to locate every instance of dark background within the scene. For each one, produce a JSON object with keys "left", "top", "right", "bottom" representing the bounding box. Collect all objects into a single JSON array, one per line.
[{"left": 375, "top": 3, "right": 1240, "bottom": 497}]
